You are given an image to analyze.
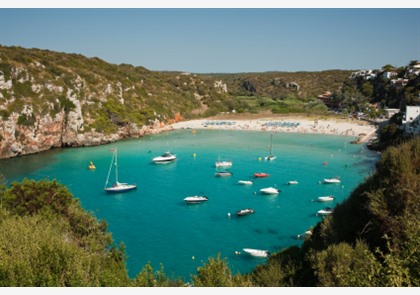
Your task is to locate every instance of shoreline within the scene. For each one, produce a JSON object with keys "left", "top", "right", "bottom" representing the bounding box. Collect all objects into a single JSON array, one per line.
[{"left": 170, "top": 114, "right": 378, "bottom": 143}]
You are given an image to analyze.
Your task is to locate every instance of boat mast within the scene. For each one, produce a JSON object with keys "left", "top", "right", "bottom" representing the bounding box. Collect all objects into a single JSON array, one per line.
[
  {"left": 105, "top": 148, "right": 116, "bottom": 189},
  {"left": 114, "top": 148, "right": 119, "bottom": 185}
]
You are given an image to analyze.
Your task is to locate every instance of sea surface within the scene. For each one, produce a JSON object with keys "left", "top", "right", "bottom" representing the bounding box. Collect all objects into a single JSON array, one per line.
[{"left": 0, "top": 129, "right": 379, "bottom": 282}]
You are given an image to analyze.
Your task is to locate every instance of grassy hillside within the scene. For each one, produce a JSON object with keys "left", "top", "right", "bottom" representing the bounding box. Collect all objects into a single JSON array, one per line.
[{"left": 0, "top": 45, "right": 354, "bottom": 129}]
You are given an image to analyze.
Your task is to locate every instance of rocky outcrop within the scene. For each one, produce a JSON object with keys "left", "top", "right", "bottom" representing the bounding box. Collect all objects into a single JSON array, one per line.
[
  {"left": 0, "top": 48, "right": 178, "bottom": 160},
  {"left": 0, "top": 68, "right": 175, "bottom": 159},
  {"left": 214, "top": 80, "right": 228, "bottom": 93},
  {"left": 0, "top": 110, "right": 173, "bottom": 159},
  {"left": 0, "top": 112, "right": 63, "bottom": 158}
]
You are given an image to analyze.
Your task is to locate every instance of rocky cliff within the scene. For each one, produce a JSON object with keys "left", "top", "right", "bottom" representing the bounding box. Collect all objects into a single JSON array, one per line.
[{"left": 0, "top": 46, "right": 193, "bottom": 159}]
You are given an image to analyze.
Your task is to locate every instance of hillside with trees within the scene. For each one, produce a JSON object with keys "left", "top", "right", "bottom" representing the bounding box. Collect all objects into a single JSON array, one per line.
[{"left": 0, "top": 45, "right": 352, "bottom": 126}]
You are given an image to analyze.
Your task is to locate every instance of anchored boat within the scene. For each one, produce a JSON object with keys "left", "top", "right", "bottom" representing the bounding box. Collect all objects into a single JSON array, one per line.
[
  {"left": 236, "top": 208, "right": 255, "bottom": 216},
  {"left": 264, "top": 134, "right": 276, "bottom": 161},
  {"left": 317, "top": 195, "right": 335, "bottom": 202},
  {"left": 184, "top": 195, "right": 208, "bottom": 204},
  {"left": 260, "top": 187, "right": 280, "bottom": 195},
  {"left": 242, "top": 248, "right": 270, "bottom": 258},
  {"left": 104, "top": 148, "right": 137, "bottom": 193},
  {"left": 317, "top": 207, "right": 334, "bottom": 216},
  {"left": 238, "top": 180, "right": 253, "bottom": 185},
  {"left": 152, "top": 151, "right": 177, "bottom": 164},
  {"left": 215, "top": 171, "right": 233, "bottom": 177},
  {"left": 254, "top": 172, "right": 269, "bottom": 178},
  {"left": 323, "top": 177, "right": 341, "bottom": 184}
]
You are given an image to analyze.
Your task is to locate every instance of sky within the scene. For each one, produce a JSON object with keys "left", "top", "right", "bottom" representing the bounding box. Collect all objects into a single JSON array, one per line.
[{"left": 0, "top": 2, "right": 419, "bottom": 73}]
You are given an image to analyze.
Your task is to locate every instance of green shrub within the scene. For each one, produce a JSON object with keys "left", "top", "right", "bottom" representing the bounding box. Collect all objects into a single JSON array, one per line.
[
  {"left": 13, "top": 80, "right": 34, "bottom": 98},
  {"left": 17, "top": 114, "right": 36, "bottom": 126}
]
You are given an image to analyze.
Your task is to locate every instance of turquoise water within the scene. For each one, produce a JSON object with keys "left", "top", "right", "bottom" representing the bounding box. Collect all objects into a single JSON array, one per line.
[{"left": 0, "top": 129, "right": 379, "bottom": 281}]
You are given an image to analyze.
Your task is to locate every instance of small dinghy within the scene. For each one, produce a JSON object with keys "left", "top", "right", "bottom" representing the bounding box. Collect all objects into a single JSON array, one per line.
[
  {"left": 238, "top": 180, "right": 253, "bottom": 185},
  {"left": 254, "top": 172, "right": 269, "bottom": 178}
]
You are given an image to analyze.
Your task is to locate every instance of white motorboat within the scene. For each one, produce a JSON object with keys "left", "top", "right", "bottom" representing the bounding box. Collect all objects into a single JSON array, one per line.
[
  {"left": 184, "top": 195, "right": 208, "bottom": 204},
  {"left": 238, "top": 180, "right": 253, "bottom": 185},
  {"left": 215, "top": 171, "right": 233, "bottom": 177},
  {"left": 215, "top": 160, "right": 232, "bottom": 168},
  {"left": 287, "top": 180, "right": 298, "bottom": 185},
  {"left": 317, "top": 207, "right": 334, "bottom": 216},
  {"left": 236, "top": 208, "right": 255, "bottom": 216},
  {"left": 104, "top": 148, "right": 137, "bottom": 193},
  {"left": 242, "top": 248, "right": 270, "bottom": 258},
  {"left": 152, "top": 151, "right": 177, "bottom": 164},
  {"left": 260, "top": 187, "right": 280, "bottom": 195},
  {"left": 317, "top": 195, "right": 335, "bottom": 202},
  {"left": 323, "top": 177, "right": 341, "bottom": 184}
]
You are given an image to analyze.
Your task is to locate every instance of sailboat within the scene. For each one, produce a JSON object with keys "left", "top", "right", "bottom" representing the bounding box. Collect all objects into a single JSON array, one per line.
[
  {"left": 104, "top": 148, "right": 137, "bottom": 193},
  {"left": 215, "top": 155, "right": 232, "bottom": 168},
  {"left": 264, "top": 134, "right": 276, "bottom": 161}
]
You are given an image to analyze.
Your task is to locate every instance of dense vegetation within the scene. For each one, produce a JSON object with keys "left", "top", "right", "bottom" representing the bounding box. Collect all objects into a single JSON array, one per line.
[
  {"left": 205, "top": 71, "right": 351, "bottom": 114},
  {"left": 0, "top": 45, "right": 419, "bottom": 286},
  {"left": 0, "top": 137, "right": 418, "bottom": 286},
  {"left": 0, "top": 177, "right": 184, "bottom": 287}
]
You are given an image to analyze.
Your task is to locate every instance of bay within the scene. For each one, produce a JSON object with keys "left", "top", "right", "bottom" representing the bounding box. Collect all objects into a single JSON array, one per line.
[{"left": 0, "top": 129, "right": 379, "bottom": 282}]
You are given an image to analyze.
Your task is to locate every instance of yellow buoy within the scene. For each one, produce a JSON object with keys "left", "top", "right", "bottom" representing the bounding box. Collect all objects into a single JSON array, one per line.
[
  {"left": 193, "top": 153, "right": 196, "bottom": 158},
  {"left": 88, "top": 161, "right": 96, "bottom": 170}
]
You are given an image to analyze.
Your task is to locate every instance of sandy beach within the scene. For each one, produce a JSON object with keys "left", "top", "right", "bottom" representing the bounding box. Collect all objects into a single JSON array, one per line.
[{"left": 170, "top": 113, "right": 378, "bottom": 143}]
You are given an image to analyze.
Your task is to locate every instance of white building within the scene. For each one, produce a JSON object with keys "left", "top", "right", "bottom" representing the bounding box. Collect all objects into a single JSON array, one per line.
[
  {"left": 383, "top": 71, "right": 398, "bottom": 79},
  {"left": 402, "top": 106, "right": 420, "bottom": 135},
  {"left": 349, "top": 69, "right": 377, "bottom": 80}
]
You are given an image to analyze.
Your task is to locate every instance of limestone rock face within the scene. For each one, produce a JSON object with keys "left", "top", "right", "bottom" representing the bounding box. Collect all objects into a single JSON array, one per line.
[
  {"left": 0, "top": 108, "right": 173, "bottom": 159},
  {"left": 0, "top": 94, "right": 173, "bottom": 159},
  {"left": 0, "top": 52, "right": 177, "bottom": 159},
  {"left": 0, "top": 112, "right": 63, "bottom": 158}
]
